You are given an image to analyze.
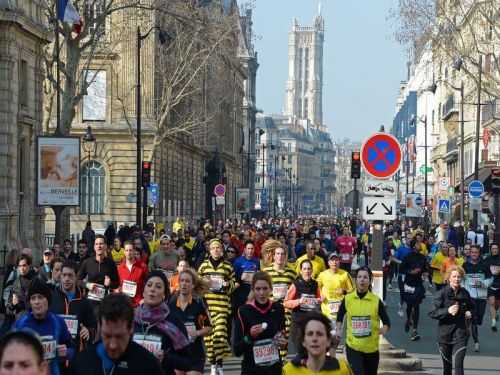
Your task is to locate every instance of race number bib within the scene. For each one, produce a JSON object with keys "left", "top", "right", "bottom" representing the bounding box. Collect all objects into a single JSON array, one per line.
[
  {"left": 208, "top": 274, "right": 224, "bottom": 292},
  {"left": 404, "top": 284, "right": 415, "bottom": 294},
  {"left": 241, "top": 271, "right": 255, "bottom": 284},
  {"left": 341, "top": 253, "right": 351, "bottom": 262},
  {"left": 351, "top": 316, "right": 372, "bottom": 338},
  {"left": 272, "top": 283, "right": 288, "bottom": 300},
  {"left": 300, "top": 294, "right": 318, "bottom": 312},
  {"left": 252, "top": 339, "right": 280, "bottom": 366},
  {"left": 490, "top": 265, "right": 500, "bottom": 276},
  {"left": 59, "top": 315, "right": 78, "bottom": 337},
  {"left": 133, "top": 334, "right": 162, "bottom": 353},
  {"left": 184, "top": 322, "right": 197, "bottom": 341},
  {"left": 40, "top": 336, "right": 57, "bottom": 360},
  {"left": 122, "top": 280, "right": 138, "bottom": 298},
  {"left": 328, "top": 301, "right": 341, "bottom": 314},
  {"left": 88, "top": 284, "right": 106, "bottom": 301}
]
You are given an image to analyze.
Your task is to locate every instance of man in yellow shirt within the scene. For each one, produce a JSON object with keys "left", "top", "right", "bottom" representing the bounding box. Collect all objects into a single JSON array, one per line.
[
  {"left": 415, "top": 233, "right": 428, "bottom": 256},
  {"left": 295, "top": 241, "right": 326, "bottom": 279},
  {"left": 430, "top": 242, "right": 449, "bottom": 290},
  {"left": 317, "top": 253, "right": 354, "bottom": 322}
]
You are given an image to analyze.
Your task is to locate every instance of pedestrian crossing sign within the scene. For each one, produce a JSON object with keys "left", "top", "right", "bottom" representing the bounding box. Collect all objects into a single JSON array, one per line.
[{"left": 438, "top": 199, "right": 450, "bottom": 213}]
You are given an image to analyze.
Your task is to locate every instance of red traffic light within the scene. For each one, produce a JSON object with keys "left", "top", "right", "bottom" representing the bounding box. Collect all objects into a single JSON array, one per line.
[
  {"left": 352, "top": 151, "right": 360, "bottom": 160},
  {"left": 142, "top": 161, "right": 151, "bottom": 170}
]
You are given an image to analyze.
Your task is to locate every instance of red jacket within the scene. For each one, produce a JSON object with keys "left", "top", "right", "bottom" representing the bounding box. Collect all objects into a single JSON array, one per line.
[{"left": 117, "top": 260, "right": 148, "bottom": 307}]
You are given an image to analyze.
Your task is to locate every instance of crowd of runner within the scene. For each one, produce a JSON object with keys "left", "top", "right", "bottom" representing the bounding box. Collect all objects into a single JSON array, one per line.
[{"left": 0, "top": 217, "right": 498, "bottom": 375}]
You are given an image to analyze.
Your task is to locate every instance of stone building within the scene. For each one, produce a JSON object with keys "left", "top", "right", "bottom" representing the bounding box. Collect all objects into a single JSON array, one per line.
[
  {"left": 0, "top": 0, "right": 49, "bottom": 252},
  {"left": 44, "top": 0, "right": 251, "bottom": 238}
]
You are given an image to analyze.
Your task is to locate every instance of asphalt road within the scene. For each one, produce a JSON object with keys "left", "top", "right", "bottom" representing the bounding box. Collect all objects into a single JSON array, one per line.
[{"left": 384, "top": 284, "right": 500, "bottom": 375}]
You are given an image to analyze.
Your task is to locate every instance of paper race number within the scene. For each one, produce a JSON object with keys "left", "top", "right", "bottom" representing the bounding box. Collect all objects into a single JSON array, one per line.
[{"left": 252, "top": 339, "right": 280, "bottom": 366}]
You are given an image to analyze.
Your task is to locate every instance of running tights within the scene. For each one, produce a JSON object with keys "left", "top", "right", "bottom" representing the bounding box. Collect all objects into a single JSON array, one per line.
[
  {"left": 345, "top": 345, "right": 379, "bottom": 375},
  {"left": 406, "top": 303, "right": 420, "bottom": 329},
  {"left": 439, "top": 341, "right": 467, "bottom": 375}
]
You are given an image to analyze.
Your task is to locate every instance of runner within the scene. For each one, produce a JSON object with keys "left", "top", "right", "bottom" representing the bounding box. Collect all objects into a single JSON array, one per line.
[
  {"left": 149, "top": 235, "right": 179, "bottom": 280},
  {"left": 283, "top": 312, "right": 352, "bottom": 375},
  {"left": 168, "top": 259, "right": 190, "bottom": 294},
  {"left": 317, "top": 253, "right": 354, "bottom": 328},
  {"left": 400, "top": 241, "right": 429, "bottom": 340},
  {"left": 117, "top": 241, "right": 148, "bottom": 307},
  {"left": 133, "top": 271, "right": 191, "bottom": 375},
  {"left": 295, "top": 242, "right": 326, "bottom": 280},
  {"left": 0, "top": 331, "right": 48, "bottom": 375},
  {"left": 429, "top": 266, "right": 474, "bottom": 375},
  {"left": 50, "top": 261, "right": 97, "bottom": 352},
  {"left": 485, "top": 243, "right": 500, "bottom": 331},
  {"left": 71, "top": 293, "right": 163, "bottom": 375},
  {"left": 284, "top": 260, "right": 321, "bottom": 343},
  {"left": 14, "top": 279, "right": 74, "bottom": 375},
  {"left": 198, "top": 238, "right": 235, "bottom": 375},
  {"left": 463, "top": 245, "right": 492, "bottom": 351},
  {"left": 169, "top": 269, "right": 212, "bottom": 375},
  {"left": 335, "top": 227, "right": 357, "bottom": 273},
  {"left": 335, "top": 267, "right": 390, "bottom": 375},
  {"left": 430, "top": 242, "right": 449, "bottom": 290},
  {"left": 234, "top": 271, "right": 287, "bottom": 375}
]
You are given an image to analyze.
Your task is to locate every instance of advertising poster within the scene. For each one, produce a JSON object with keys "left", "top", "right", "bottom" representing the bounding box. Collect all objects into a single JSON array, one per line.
[
  {"left": 37, "top": 137, "right": 80, "bottom": 206},
  {"left": 235, "top": 188, "right": 250, "bottom": 213}
]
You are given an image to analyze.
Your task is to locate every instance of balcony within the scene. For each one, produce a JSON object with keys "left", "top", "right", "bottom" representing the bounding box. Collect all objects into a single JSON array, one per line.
[
  {"left": 442, "top": 95, "right": 459, "bottom": 120},
  {"left": 482, "top": 99, "right": 498, "bottom": 124}
]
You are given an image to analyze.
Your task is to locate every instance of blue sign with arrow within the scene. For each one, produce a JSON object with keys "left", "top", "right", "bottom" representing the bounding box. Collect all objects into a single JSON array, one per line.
[
  {"left": 438, "top": 199, "right": 450, "bottom": 213},
  {"left": 148, "top": 183, "right": 159, "bottom": 206},
  {"left": 468, "top": 180, "right": 484, "bottom": 198}
]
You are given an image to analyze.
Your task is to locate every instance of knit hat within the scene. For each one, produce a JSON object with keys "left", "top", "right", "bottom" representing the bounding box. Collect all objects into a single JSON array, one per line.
[{"left": 28, "top": 279, "right": 52, "bottom": 305}]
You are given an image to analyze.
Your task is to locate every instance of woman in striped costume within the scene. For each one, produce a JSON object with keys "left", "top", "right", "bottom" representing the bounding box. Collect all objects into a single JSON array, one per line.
[
  {"left": 262, "top": 240, "right": 297, "bottom": 359},
  {"left": 198, "top": 238, "right": 235, "bottom": 375}
]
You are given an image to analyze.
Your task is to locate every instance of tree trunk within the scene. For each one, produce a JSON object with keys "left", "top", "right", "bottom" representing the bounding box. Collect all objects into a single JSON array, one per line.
[{"left": 52, "top": 206, "right": 70, "bottom": 246}]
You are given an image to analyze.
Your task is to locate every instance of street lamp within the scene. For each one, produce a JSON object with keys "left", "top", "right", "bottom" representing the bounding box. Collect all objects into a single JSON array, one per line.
[
  {"left": 82, "top": 126, "right": 96, "bottom": 222},
  {"left": 136, "top": 26, "right": 170, "bottom": 228}
]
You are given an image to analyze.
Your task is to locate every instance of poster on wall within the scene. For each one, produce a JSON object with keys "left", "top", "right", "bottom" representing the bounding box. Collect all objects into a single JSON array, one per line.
[
  {"left": 235, "top": 188, "right": 250, "bottom": 213},
  {"left": 37, "top": 136, "right": 80, "bottom": 206}
]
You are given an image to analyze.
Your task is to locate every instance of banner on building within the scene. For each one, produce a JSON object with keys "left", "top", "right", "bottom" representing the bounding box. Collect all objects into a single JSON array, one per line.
[
  {"left": 235, "top": 188, "right": 250, "bottom": 213},
  {"left": 37, "top": 136, "right": 80, "bottom": 206}
]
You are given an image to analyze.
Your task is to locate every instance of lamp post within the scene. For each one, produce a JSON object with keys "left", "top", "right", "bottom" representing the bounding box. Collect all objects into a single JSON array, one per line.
[
  {"left": 473, "top": 55, "right": 482, "bottom": 230},
  {"left": 136, "top": 26, "right": 169, "bottom": 228},
  {"left": 82, "top": 126, "right": 96, "bottom": 222}
]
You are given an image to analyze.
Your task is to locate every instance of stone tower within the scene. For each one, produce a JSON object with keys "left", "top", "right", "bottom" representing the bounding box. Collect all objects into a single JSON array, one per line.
[{"left": 284, "top": 11, "right": 324, "bottom": 128}]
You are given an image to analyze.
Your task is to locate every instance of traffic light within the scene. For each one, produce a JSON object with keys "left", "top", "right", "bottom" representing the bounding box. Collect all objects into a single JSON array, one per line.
[
  {"left": 351, "top": 151, "right": 361, "bottom": 179},
  {"left": 142, "top": 161, "right": 151, "bottom": 187},
  {"left": 492, "top": 168, "right": 500, "bottom": 193}
]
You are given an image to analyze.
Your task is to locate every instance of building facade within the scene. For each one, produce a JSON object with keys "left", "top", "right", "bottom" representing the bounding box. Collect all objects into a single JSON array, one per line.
[{"left": 0, "top": 0, "right": 49, "bottom": 252}]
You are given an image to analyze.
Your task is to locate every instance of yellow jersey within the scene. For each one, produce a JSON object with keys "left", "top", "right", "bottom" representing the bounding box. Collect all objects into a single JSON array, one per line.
[
  {"left": 431, "top": 251, "right": 446, "bottom": 284},
  {"left": 283, "top": 357, "right": 352, "bottom": 375},
  {"left": 317, "top": 269, "right": 354, "bottom": 320},
  {"left": 295, "top": 254, "right": 326, "bottom": 279},
  {"left": 111, "top": 248, "right": 125, "bottom": 264}
]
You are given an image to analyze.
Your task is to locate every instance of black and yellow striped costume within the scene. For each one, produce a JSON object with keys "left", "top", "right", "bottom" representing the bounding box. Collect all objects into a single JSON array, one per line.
[
  {"left": 263, "top": 265, "right": 297, "bottom": 358},
  {"left": 198, "top": 258, "right": 235, "bottom": 364}
]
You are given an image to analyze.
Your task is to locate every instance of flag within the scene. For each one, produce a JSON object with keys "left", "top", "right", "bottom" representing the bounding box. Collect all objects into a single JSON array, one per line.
[{"left": 57, "top": 0, "right": 82, "bottom": 34}]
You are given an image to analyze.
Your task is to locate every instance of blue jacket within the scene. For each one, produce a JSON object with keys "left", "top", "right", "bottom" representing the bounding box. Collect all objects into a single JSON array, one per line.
[
  {"left": 15, "top": 311, "right": 75, "bottom": 375},
  {"left": 395, "top": 246, "right": 412, "bottom": 262}
]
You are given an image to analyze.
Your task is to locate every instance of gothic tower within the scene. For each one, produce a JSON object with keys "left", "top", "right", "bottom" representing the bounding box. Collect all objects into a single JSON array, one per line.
[{"left": 284, "top": 11, "right": 324, "bottom": 128}]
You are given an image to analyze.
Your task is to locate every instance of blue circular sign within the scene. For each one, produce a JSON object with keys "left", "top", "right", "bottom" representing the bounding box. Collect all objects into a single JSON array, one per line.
[
  {"left": 415, "top": 195, "right": 423, "bottom": 206},
  {"left": 468, "top": 180, "right": 484, "bottom": 198}
]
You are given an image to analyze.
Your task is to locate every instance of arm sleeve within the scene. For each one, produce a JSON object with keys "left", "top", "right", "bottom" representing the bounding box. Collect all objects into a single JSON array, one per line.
[
  {"left": 283, "top": 284, "right": 300, "bottom": 310},
  {"left": 378, "top": 300, "right": 390, "bottom": 327},
  {"left": 428, "top": 289, "right": 449, "bottom": 320},
  {"left": 108, "top": 262, "right": 120, "bottom": 290},
  {"left": 233, "top": 308, "right": 252, "bottom": 357},
  {"left": 336, "top": 300, "right": 347, "bottom": 323}
]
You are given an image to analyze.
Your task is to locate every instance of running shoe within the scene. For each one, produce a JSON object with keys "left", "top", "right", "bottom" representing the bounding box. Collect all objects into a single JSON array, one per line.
[
  {"left": 210, "top": 365, "right": 217, "bottom": 375},
  {"left": 410, "top": 330, "right": 420, "bottom": 341},
  {"left": 474, "top": 342, "right": 480, "bottom": 352},
  {"left": 216, "top": 366, "right": 224, "bottom": 375},
  {"left": 388, "top": 283, "right": 392, "bottom": 290}
]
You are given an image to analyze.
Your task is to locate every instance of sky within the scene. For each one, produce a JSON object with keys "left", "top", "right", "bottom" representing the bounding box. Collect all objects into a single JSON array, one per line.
[{"left": 252, "top": 0, "right": 408, "bottom": 142}]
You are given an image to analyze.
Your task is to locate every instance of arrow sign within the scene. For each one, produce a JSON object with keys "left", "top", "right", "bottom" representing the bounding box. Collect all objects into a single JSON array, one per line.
[{"left": 362, "top": 197, "right": 397, "bottom": 221}]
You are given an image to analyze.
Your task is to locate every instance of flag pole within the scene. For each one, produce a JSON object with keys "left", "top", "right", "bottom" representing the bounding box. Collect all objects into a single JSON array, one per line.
[{"left": 55, "top": 0, "right": 61, "bottom": 135}]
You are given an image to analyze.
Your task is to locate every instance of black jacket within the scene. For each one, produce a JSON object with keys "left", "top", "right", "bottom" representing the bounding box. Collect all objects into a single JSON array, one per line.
[
  {"left": 77, "top": 257, "right": 120, "bottom": 290},
  {"left": 71, "top": 341, "right": 164, "bottom": 375},
  {"left": 429, "top": 285, "right": 474, "bottom": 344}
]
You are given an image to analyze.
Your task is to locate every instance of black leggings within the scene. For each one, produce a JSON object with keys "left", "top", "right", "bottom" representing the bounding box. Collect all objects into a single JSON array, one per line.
[
  {"left": 406, "top": 303, "right": 420, "bottom": 329},
  {"left": 346, "top": 345, "right": 379, "bottom": 375},
  {"left": 439, "top": 341, "right": 467, "bottom": 375}
]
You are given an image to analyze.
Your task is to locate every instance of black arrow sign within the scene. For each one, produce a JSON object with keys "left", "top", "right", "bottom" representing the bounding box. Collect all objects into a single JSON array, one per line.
[
  {"left": 381, "top": 203, "right": 393, "bottom": 215},
  {"left": 366, "top": 203, "right": 377, "bottom": 215}
]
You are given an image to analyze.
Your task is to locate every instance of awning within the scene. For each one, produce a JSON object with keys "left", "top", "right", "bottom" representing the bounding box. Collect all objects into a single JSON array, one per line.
[{"left": 457, "top": 167, "right": 493, "bottom": 189}]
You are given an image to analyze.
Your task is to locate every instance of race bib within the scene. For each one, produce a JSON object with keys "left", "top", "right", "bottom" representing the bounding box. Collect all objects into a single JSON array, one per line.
[
  {"left": 300, "top": 294, "right": 318, "bottom": 312},
  {"left": 122, "top": 280, "right": 137, "bottom": 298},
  {"left": 88, "top": 284, "right": 106, "bottom": 301},
  {"left": 272, "top": 283, "right": 288, "bottom": 300},
  {"left": 241, "top": 271, "right": 255, "bottom": 284},
  {"left": 490, "top": 265, "right": 500, "bottom": 276},
  {"left": 59, "top": 314, "right": 78, "bottom": 337},
  {"left": 404, "top": 284, "right": 415, "bottom": 294},
  {"left": 133, "top": 334, "right": 162, "bottom": 353},
  {"left": 341, "top": 253, "right": 351, "bottom": 262},
  {"left": 184, "top": 322, "right": 197, "bottom": 341},
  {"left": 351, "top": 316, "right": 372, "bottom": 338},
  {"left": 40, "top": 336, "right": 57, "bottom": 360},
  {"left": 328, "top": 301, "right": 341, "bottom": 314},
  {"left": 208, "top": 274, "right": 224, "bottom": 292},
  {"left": 252, "top": 339, "right": 280, "bottom": 366}
]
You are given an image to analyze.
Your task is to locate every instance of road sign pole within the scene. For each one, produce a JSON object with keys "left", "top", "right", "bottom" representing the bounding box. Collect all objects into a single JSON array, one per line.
[{"left": 353, "top": 178, "right": 358, "bottom": 216}]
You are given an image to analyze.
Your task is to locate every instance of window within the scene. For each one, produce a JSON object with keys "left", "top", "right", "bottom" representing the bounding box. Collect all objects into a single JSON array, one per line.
[
  {"left": 304, "top": 98, "right": 309, "bottom": 119},
  {"left": 86, "top": 0, "right": 106, "bottom": 37},
  {"left": 83, "top": 70, "right": 106, "bottom": 121},
  {"left": 80, "top": 160, "right": 105, "bottom": 214},
  {"left": 19, "top": 60, "right": 28, "bottom": 107}
]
